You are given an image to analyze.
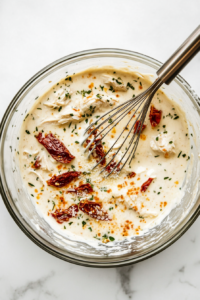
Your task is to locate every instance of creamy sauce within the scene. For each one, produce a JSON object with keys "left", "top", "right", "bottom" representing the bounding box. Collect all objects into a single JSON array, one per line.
[{"left": 19, "top": 68, "right": 190, "bottom": 244}]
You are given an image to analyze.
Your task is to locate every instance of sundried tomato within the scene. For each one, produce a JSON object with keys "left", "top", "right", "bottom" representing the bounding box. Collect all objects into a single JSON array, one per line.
[
  {"left": 36, "top": 132, "right": 75, "bottom": 163},
  {"left": 149, "top": 106, "right": 162, "bottom": 128},
  {"left": 85, "top": 134, "right": 106, "bottom": 165},
  {"left": 128, "top": 172, "right": 136, "bottom": 178},
  {"left": 95, "top": 142, "right": 106, "bottom": 165},
  {"left": 51, "top": 204, "right": 79, "bottom": 224},
  {"left": 134, "top": 120, "right": 146, "bottom": 134},
  {"left": 47, "top": 171, "right": 81, "bottom": 188},
  {"left": 105, "top": 161, "right": 120, "bottom": 173},
  {"left": 67, "top": 183, "right": 93, "bottom": 194},
  {"left": 32, "top": 156, "right": 41, "bottom": 169},
  {"left": 79, "top": 200, "right": 111, "bottom": 221},
  {"left": 141, "top": 178, "right": 153, "bottom": 192}
]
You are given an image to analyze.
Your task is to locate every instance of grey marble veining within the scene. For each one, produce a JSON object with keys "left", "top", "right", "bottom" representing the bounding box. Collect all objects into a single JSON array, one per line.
[
  {"left": 10, "top": 272, "right": 56, "bottom": 300},
  {"left": 0, "top": 0, "right": 200, "bottom": 299},
  {"left": 116, "top": 266, "right": 134, "bottom": 298}
]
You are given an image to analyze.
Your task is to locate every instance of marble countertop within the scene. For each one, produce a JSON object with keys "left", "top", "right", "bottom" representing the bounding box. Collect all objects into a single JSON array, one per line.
[{"left": 0, "top": 1, "right": 200, "bottom": 299}]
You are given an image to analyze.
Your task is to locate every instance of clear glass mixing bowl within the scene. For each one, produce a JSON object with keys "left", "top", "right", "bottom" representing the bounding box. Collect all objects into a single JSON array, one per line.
[{"left": 1, "top": 49, "right": 200, "bottom": 267}]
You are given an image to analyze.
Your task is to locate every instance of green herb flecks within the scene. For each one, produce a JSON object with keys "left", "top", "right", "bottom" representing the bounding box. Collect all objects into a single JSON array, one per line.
[
  {"left": 77, "top": 89, "right": 92, "bottom": 97},
  {"left": 178, "top": 151, "right": 182, "bottom": 158},
  {"left": 127, "top": 82, "right": 135, "bottom": 90},
  {"left": 82, "top": 221, "right": 86, "bottom": 227},
  {"left": 52, "top": 201, "right": 56, "bottom": 211},
  {"left": 100, "top": 85, "right": 104, "bottom": 91}
]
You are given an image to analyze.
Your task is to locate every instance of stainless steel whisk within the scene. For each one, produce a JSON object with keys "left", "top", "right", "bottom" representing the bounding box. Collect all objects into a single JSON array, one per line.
[{"left": 81, "top": 25, "right": 200, "bottom": 176}]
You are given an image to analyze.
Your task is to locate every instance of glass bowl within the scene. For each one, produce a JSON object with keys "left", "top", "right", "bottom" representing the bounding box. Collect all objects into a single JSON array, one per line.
[{"left": 1, "top": 48, "right": 200, "bottom": 267}]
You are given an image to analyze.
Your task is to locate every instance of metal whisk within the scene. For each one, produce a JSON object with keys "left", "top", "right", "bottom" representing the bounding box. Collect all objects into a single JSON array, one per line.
[{"left": 81, "top": 25, "right": 200, "bottom": 176}]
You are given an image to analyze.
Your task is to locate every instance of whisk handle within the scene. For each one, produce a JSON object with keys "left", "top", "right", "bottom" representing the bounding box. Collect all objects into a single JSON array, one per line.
[{"left": 157, "top": 25, "right": 200, "bottom": 85}]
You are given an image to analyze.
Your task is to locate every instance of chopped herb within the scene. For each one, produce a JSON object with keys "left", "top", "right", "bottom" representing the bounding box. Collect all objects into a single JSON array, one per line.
[
  {"left": 178, "top": 151, "right": 182, "bottom": 158},
  {"left": 64, "top": 226, "right": 66, "bottom": 229},
  {"left": 108, "top": 118, "right": 113, "bottom": 124},
  {"left": 77, "top": 89, "right": 92, "bottom": 97},
  {"left": 28, "top": 182, "right": 34, "bottom": 187},
  {"left": 96, "top": 94, "right": 102, "bottom": 99},
  {"left": 69, "top": 222, "right": 73, "bottom": 225},
  {"left": 70, "top": 113, "right": 74, "bottom": 116},
  {"left": 25, "top": 130, "right": 30, "bottom": 134},
  {"left": 164, "top": 177, "right": 169, "bottom": 180},
  {"left": 109, "top": 207, "right": 114, "bottom": 210},
  {"left": 127, "top": 82, "right": 135, "bottom": 90},
  {"left": 154, "top": 155, "right": 160, "bottom": 158},
  {"left": 75, "top": 141, "right": 79, "bottom": 144},
  {"left": 174, "top": 116, "right": 179, "bottom": 120},
  {"left": 115, "top": 78, "right": 122, "bottom": 85},
  {"left": 182, "top": 154, "right": 186, "bottom": 158},
  {"left": 37, "top": 108, "right": 42, "bottom": 110},
  {"left": 65, "top": 92, "right": 71, "bottom": 98},
  {"left": 52, "top": 201, "right": 55, "bottom": 210},
  {"left": 102, "top": 234, "right": 108, "bottom": 239},
  {"left": 88, "top": 227, "right": 92, "bottom": 232},
  {"left": 24, "top": 114, "right": 29, "bottom": 120},
  {"left": 82, "top": 221, "right": 86, "bottom": 227},
  {"left": 83, "top": 171, "right": 91, "bottom": 175},
  {"left": 156, "top": 137, "right": 159, "bottom": 141},
  {"left": 85, "top": 119, "right": 88, "bottom": 123},
  {"left": 58, "top": 106, "right": 62, "bottom": 112},
  {"left": 89, "top": 105, "right": 96, "bottom": 114},
  {"left": 68, "top": 122, "right": 72, "bottom": 128},
  {"left": 109, "top": 86, "right": 115, "bottom": 92},
  {"left": 100, "top": 85, "right": 104, "bottom": 91},
  {"left": 169, "top": 141, "right": 173, "bottom": 144},
  {"left": 31, "top": 194, "right": 34, "bottom": 197},
  {"left": 65, "top": 76, "right": 72, "bottom": 81},
  {"left": 109, "top": 236, "right": 115, "bottom": 241},
  {"left": 100, "top": 187, "right": 107, "bottom": 192}
]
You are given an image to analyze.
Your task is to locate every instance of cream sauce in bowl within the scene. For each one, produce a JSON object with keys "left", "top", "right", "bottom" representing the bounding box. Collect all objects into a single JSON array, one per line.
[{"left": 19, "top": 68, "right": 190, "bottom": 244}]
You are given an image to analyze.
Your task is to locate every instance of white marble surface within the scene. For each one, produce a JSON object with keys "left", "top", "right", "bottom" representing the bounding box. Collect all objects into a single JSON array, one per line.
[{"left": 0, "top": 0, "right": 200, "bottom": 299}]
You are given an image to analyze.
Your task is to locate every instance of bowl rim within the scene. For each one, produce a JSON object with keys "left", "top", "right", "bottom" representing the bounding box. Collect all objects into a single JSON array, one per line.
[{"left": 0, "top": 47, "right": 200, "bottom": 268}]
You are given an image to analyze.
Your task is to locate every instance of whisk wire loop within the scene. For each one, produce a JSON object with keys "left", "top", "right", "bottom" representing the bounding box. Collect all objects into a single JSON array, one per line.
[{"left": 83, "top": 78, "right": 163, "bottom": 176}]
